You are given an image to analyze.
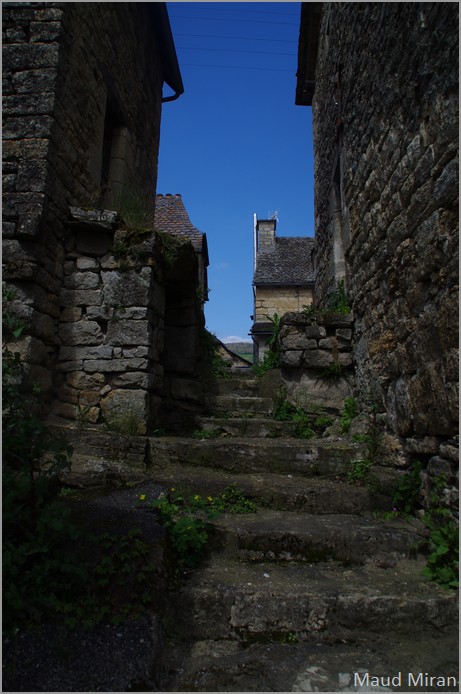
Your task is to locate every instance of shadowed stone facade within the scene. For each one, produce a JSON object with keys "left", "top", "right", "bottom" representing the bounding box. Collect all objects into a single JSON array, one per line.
[
  {"left": 296, "top": 3, "right": 458, "bottom": 462},
  {"left": 2, "top": 3, "right": 210, "bottom": 437}
]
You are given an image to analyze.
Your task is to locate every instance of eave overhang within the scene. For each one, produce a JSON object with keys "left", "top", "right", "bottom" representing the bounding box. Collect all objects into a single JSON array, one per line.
[{"left": 295, "top": 2, "right": 322, "bottom": 106}]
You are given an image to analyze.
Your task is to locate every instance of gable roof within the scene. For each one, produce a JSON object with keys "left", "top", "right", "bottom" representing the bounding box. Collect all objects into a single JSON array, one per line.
[
  {"left": 154, "top": 194, "right": 209, "bottom": 265},
  {"left": 253, "top": 236, "right": 315, "bottom": 285}
]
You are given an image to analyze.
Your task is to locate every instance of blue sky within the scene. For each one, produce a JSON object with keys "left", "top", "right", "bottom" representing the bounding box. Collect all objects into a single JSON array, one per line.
[{"left": 157, "top": 2, "right": 314, "bottom": 342}]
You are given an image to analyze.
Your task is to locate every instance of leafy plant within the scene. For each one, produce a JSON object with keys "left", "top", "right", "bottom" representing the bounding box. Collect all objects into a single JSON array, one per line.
[
  {"left": 147, "top": 485, "right": 257, "bottom": 572},
  {"left": 347, "top": 458, "right": 373, "bottom": 482},
  {"left": 272, "top": 388, "right": 297, "bottom": 421},
  {"left": 191, "top": 428, "right": 221, "bottom": 440},
  {"left": 252, "top": 348, "right": 279, "bottom": 377},
  {"left": 422, "top": 517, "right": 459, "bottom": 589},
  {"left": 211, "top": 484, "right": 257, "bottom": 514},
  {"left": 327, "top": 279, "right": 351, "bottom": 314},
  {"left": 253, "top": 313, "right": 282, "bottom": 376},
  {"left": 322, "top": 361, "right": 344, "bottom": 379},
  {"left": 150, "top": 489, "right": 217, "bottom": 571},
  {"left": 391, "top": 462, "right": 422, "bottom": 516},
  {"left": 340, "top": 396, "right": 357, "bottom": 433},
  {"left": 266, "top": 312, "right": 281, "bottom": 350}
]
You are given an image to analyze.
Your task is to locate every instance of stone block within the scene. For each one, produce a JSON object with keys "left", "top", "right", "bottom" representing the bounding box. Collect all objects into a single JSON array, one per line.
[
  {"left": 405, "top": 437, "right": 442, "bottom": 455},
  {"left": 279, "top": 350, "right": 303, "bottom": 368},
  {"left": 305, "top": 325, "right": 327, "bottom": 339},
  {"left": 122, "top": 346, "right": 149, "bottom": 358},
  {"left": 12, "top": 67, "right": 58, "bottom": 94},
  {"left": 439, "top": 441, "right": 459, "bottom": 464},
  {"left": 64, "top": 272, "right": 100, "bottom": 289},
  {"left": 427, "top": 456, "right": 457, "bottom": 479},
  {"left": 60, "top": 307, "right": 83, "bottom": 322},
  {"left": 66, "top": 371, "right": 105, "bottom": 390},
  {"left": 3, "top": 115, "right": 54, "bottom": 140},
  {"left": 59, "top": 345, "right": 113, "bottom": 361},
  {"left": 2, "top": 43, "right": 60, "bottom": 70},
  {"left": 3, "top": 93, "right": 55, "bottom": 117},
  {"left": 86, "top": 305, "right": 113, "bottom": 321},
  {"left": 111, "top": 372, "right": 152, "bottom": 389},
  {"left": 59, "top": 320, "right": 103, "bottom": 345},
  {"left": 76, "top": 257, "right": 99, "bottom": 270},
  {"left": 106, "top": 319, "right": 150, "bottom": 346},
  {"left": 84, "top": 358, "right": 148, "bottom": 373},
  {"left": 59, "top": 289, "right": 102, "bottom": 307},
  {"left": 102, "top": 267, "right": 153, "bottom": 306},
  {"left": 301, "top": 350, "right": 334, "bottom": 369},
  {"left": 78, "top": 390, "right": 101, "bottom": 407}
]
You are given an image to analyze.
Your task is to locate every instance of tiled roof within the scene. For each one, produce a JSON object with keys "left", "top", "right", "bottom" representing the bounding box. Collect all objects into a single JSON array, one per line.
[
  {"left": 155, "top": 194, "right": 208, "bottom": 264},
  {"left": 253, "top": 236, "right": 315, "bottom": 285}
]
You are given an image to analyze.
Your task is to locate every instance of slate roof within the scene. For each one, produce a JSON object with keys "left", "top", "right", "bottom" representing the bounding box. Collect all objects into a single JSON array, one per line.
[
  {"left": 253, "top": 236, "right": 315, "bottom": 285},
  {"left": 155, "top": 194, "right": 209, "bottom": 264}
]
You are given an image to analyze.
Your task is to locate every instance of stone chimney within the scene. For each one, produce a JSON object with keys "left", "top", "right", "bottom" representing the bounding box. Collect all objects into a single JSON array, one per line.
[{"left": 256, "top": 217, "right": 276, "bottom": 253}]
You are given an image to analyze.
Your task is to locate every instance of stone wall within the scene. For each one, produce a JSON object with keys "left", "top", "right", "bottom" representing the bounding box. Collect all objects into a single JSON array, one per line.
[
  {"left": 278, "top": 311, "right": 354, "bottom": 412},
  {"left": 308, "top": 3, "right": 458, "bottom": 451},
  {"left": 254, "top": 285, "right": 314, "bottom": 322},
  {"left": 2, "top": 2, "right": 165, "bottom": 408}
]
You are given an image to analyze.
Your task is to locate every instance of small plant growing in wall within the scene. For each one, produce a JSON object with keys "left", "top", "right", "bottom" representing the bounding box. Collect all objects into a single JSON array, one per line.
[
  {"left": 346, "top": 398, "right": 383, "bottom": 483},
  {"left": 340, "top": 396, "right": 357, "bottom": 433},
  {"left": 253, "top": 313, "right": 281, "bottom": 377},
  {"left": 327, "top": 279, "right": 351, "bottom": 314}
]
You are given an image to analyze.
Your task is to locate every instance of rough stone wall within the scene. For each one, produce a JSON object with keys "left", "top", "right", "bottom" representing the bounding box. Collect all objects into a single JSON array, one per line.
[
  {"left": 2, "top": 2, "right": 164, "bottom": 411},
  {"left": 278, "top": 311, "right": 354, "bottom": 411},
  {"left": 310, "top": 3, "right": 458, "bottom": 450},
  {"left": 254, "top": 286, "right": 314, "bottom": 322},
  {"left": 47, "top": 209, "right": 206, "bottom": 435}
]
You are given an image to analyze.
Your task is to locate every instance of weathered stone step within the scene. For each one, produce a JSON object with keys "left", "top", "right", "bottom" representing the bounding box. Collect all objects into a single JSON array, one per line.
[
  {"left": 150, "top": 462, "right": 390, "bottom": 514},
  {"left": 148, "top": 436, "right": 362, "bottom": 477},
  {"left": 170, "top": 557, "right": 457, "bottom": 643},
  {"left": 197, "top": 415, "right": 299, "bottom": 438},
  {"left": 209, "top": 510, "right": 420, "bottom": 564},
  {"left": 161, "top": 629, "right": 460, "bottom": 692},
  {"left": 206, "top": 394, "right": 273, "bottom": 415},
  {"left": 206, "top": 376, "right": 260, "bottom": 396}
]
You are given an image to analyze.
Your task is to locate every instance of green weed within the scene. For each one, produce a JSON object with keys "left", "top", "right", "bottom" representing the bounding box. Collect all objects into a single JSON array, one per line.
[{"left": 340, "top": 397, "right": 357, "bottom": 433}]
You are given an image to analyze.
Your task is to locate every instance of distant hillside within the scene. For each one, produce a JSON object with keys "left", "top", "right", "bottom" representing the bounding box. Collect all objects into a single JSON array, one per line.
[{"left": 224, "top": 342, "right": 253, "bottom": 363}]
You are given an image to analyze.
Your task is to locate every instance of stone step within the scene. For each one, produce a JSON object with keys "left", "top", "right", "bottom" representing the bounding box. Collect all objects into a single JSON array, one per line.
[
  {"left": 161, "top": 630, "right": 460, "bottom": 692},
  {"left": 197, "top": 415, "right": 300, "bottom": 438},
  {"left": 206, "top": 394, "right": 273, "bottom": 415},
  {"left": 150, "top": 462, "right": 390, "bottom": 514},
  {"left": 209, "top": 510, "right": 420, "bottom": 565},
  {"left": 148, "top": 436, "right": 363, "bottom": 477},
  {"left": 206, "top": 376, "right": 260, "bottom": 396},
  {"left": 170, "top": 557, "right": 457, "bottom": 643}
]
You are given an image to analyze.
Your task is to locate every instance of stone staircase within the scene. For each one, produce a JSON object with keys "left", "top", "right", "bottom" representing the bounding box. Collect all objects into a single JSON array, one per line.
[{"left": 149, "top": 371, "right": 459, "bottom": 692}]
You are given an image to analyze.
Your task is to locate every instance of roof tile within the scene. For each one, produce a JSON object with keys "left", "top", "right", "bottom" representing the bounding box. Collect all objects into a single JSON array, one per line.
[{"left": 254, "top": 236, "right": 315, "bottom": 284}]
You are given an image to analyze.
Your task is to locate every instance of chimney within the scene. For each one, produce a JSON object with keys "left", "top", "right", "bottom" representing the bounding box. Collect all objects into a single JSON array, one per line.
[{"left": 256, "top": 217, "right": 276, "bottom": 253}]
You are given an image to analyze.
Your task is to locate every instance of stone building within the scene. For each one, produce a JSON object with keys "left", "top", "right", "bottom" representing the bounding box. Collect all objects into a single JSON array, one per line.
[
  {"left": 2, "top": 3, "right": 207, "bottom": 435},
  {"left": 251, "top": 215, "right": 315, "bottom": 361},
  {"left": 154, "top": 193, "right": 209, "bottom": 297},
  {"left": 296, "top": 3, "right": 459, "bottom": 461}
]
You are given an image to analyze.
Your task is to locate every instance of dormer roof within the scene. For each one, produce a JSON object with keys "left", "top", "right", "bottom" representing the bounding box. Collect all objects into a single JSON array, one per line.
[{"left": 154, "top": 193, "right": 209, "bottom": 266}]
